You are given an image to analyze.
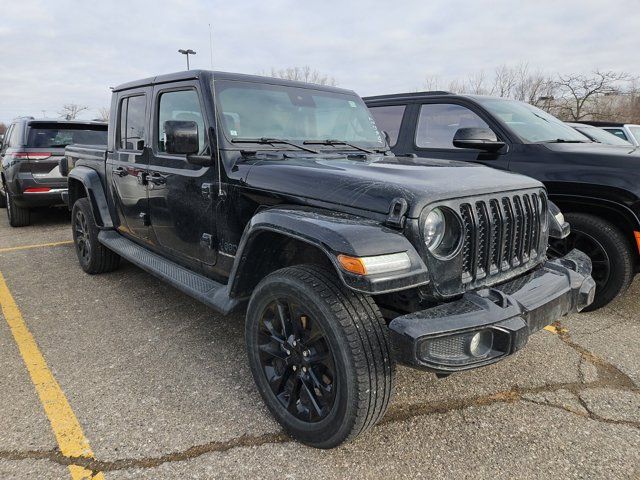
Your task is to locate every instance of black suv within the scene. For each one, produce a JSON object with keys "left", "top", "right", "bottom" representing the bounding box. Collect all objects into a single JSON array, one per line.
[
  {"left": 365, "top": 92, "right": 640, "bottom": 310},
  {"left": 0, "top": 117, "right": 107, "bottom": 226},
  {"left": 64, "top": 71, "right": 594, "bottom": 447}
]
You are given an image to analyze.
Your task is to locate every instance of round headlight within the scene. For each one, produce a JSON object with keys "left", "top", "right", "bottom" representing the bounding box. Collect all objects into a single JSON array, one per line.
[
  {"left": 423, "top": 207, "right": 463, "bottom": 258},
  {"left": 424, "top": 208, "right": 446, "bottom": 250}
]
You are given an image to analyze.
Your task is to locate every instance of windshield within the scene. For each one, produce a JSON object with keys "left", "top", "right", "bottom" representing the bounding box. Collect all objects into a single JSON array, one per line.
[
  {"left": 214, "top": 80, "right": 384, "bottom": 148},
  {"left": 27, "top": 123, "right": 107, "bottom": 148},
  {"left": 575, "top": 125, "right": 632, "bottom": 145},
  {"left": 475, "top": 98, "right": 590, "bottom": 143}
]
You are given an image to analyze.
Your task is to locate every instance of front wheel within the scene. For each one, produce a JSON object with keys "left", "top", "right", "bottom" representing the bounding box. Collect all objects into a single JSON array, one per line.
[
  {"left": 549, "top": 213, "right": 634, "bottom": 311},
  {"left": 245, "top": 265, "right": 395, "bottom": 448}
]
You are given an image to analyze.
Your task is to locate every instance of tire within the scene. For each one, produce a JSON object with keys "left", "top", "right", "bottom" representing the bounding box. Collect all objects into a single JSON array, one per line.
[
  {"left": 72, "top": 197, "right": 121, "bottom": 274},
  {"left": 6, "top": 190, "right": 30, "bottom": 227},
  {"left": 245, "top": 264, "right": 395, "bottom": 448},
  {"left": 0, "top": 187, "right": 6, "bottom": 208},
  {"left": 552, "top": 213, "right": 634, "bottom": 311}
]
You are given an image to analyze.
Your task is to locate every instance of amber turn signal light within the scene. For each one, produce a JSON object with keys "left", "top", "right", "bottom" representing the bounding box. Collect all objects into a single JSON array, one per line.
[{"left": 337, "top": 254, "right": 367, "bottom": 275}]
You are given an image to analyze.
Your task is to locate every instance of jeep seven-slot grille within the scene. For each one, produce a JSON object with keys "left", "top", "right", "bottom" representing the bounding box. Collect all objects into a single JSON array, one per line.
[{"left": 460, "top": 193, "right": 543, "bottom": 283}]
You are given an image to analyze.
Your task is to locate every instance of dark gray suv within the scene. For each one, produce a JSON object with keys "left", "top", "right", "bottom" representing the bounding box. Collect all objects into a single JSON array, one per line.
[{"left": 0, "top": 117, "right": 107, "bottom": 226}]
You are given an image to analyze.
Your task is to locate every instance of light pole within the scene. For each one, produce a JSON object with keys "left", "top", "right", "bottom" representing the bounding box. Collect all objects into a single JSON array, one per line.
[{"left": 178, "top": 49, "right": 196, "bottom": 70}]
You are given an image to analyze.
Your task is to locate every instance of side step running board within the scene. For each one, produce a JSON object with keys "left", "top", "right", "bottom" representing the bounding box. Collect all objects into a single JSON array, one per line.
[{"left": 98, "top": 230, "right": 241, "bottom": 315}]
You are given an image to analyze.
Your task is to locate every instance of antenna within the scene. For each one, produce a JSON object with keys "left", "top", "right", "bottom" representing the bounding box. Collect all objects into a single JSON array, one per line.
[
  {"left": 208, "top": 23, "right": 213, "bottom": 69},
  {"left": 209, "top": 24, "right": 224, "bottom": 196}
]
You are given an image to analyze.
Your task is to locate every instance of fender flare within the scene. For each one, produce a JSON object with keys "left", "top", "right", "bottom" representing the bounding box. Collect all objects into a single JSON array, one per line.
[
  {"left": 550, "top": 193, "right": 640, "bottom": 231},
  {"left": 68, "top": 166, "right": 113, "bottom": 228},
  {"left": 228, "top": 207, "right": 429, "bottom": 296}
]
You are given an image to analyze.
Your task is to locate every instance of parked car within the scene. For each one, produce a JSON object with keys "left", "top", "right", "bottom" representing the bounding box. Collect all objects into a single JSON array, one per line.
[
  {"left": 64, "top": 71, "right": 594, "bottom": 448},
  {"left": 577, "top": 121, "right": 640, "bottom": 147},
  {"left": 567, "top": 122, "right": 633, "bottom": 146},
  {"left": 365, "top": 92, "right": 639, "bottom": 310},
  {"left": 0, "top": 117, "right": 107, "bottom": 226}
]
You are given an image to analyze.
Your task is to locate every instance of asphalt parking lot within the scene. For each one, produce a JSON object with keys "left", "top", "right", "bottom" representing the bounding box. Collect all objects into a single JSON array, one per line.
[{"left": 0, "top": 209, "right": 638, "bottom": 480}]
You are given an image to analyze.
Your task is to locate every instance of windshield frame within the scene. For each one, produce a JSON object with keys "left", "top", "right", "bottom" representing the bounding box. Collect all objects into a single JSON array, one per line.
[
  {"left": 212, "top": 79, "right": 386, "bottom": 152},
  {"left": 473, "top": 97, "right": 591, "bottom": 144}
]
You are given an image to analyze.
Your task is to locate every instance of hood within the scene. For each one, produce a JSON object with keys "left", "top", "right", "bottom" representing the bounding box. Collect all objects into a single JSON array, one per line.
[
  {"left": 543, "top": 141, "right": 640, "bottom": 159},
  {"left": 244, "top": 155, "right": 543, "bottom": 218}
]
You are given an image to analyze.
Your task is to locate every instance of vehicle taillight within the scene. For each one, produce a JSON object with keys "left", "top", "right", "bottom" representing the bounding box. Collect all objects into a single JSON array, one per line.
[
  {"left": 24, "top": 187, "right": 52, "bottom": 193},
  {"left": 14, "top": 152, "right": 52, "bottom": 160}
]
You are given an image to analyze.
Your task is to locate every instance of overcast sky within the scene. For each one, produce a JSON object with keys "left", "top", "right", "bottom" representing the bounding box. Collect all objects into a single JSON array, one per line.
[{"left": 1, "top": 0, "right": 638, "bottom": 123}]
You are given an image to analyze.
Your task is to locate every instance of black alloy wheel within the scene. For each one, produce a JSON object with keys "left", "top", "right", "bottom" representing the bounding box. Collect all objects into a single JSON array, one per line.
[{"left": 257, "top": 298, "right": 337, "bottom": 423}]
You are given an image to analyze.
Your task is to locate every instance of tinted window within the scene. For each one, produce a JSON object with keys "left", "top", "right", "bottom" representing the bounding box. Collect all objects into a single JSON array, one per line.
[
  {"left": 416, "top": 104, "right": 490, "bottom": 149},
  {"left": 119, "top": 95, "right": 146, "bottom": 150},
  {"left": 27, "top": 124, "right": 107, "bottom": 148},
  {"left": 368, "top": 105, "right": 405, "bottom": 147},
  {"left": 7, "top": 124, "right": 21, "bottom": 148},
  {"left": 605, "top": 128, "right": 629, "bottom": 141},
  {"left": 158, "top": 90, "right": 205, "bottom": 153}
]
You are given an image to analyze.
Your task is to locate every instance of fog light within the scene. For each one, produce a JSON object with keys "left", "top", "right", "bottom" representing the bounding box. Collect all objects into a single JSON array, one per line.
[{"left": 468, "top": 330, "right": 493, "bottom": 358}]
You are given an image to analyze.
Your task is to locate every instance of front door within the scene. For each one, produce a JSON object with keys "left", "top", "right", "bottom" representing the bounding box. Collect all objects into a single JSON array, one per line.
[
  {"left": 388, "top": 102, "right": 510, "bottom": 171},
  {"left": 147, "top": 84, "right": 216, "bottom": 266},
  {"left": 107, "top": 91, "right": 151, "bottom": 240}
]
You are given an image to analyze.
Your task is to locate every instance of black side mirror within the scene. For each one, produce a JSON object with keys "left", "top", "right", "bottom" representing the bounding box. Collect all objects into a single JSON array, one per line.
[
  {"left": 453, "top": 127, "right": 505, "bottom": 152},
  {"left": 164, "top": 120, "right": 199, "bottom": 155}
]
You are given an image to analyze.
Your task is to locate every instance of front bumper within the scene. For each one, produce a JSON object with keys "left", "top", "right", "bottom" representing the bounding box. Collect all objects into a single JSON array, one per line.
[{"left": 389, "top": 249, "right": 595, "bottom": 374}]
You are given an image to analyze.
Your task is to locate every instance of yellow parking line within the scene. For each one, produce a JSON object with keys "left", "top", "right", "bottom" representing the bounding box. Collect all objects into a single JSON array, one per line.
[
  {"left": 0, "top": 271, "right": 103, "bottom": 480},
  {"left": 0, "top": 240, "right": 74, "bottom": 254}
]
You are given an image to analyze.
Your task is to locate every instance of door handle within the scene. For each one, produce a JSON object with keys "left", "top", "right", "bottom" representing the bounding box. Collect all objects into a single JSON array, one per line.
[{"left": 113, "top": 166, "right": 127, "bottom": 177}]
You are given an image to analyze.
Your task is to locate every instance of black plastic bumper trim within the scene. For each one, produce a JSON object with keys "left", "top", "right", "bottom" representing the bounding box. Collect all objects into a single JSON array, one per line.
[{"left": 389, "top": 249, "right": 595, "bottom": 373}]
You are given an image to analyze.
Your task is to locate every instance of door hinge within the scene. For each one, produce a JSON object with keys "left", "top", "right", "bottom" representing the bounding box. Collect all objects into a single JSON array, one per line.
[
  {"left": 386, "top": 197, "right": 408, "bottom": 228},
  {"left": 200, "top": 233, "right": 215, "bottom": 249},
  {"left": 202, "top": 183, "right": 213, "bottom": 200}
]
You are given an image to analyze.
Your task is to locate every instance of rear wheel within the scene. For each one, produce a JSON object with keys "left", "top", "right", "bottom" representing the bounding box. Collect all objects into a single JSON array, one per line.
[
  {"left": 6, "top": 191, "right": 30, "bottom": 227},
  {"left": 72, "top": 197, "right": 120, "bottom": 274},
  {"left": 245, "top": 264, "right": 395, "bottom": 448},
  {"left": 549, "top": 213, "right": 634, "bottom": 311}
]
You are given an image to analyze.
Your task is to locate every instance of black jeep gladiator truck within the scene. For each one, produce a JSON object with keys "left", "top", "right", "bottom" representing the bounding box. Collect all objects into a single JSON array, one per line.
[
  {"left": 64, "top": 70, "right": 594, "bottom": 448},
  {"left": 365, "top": 92, "right": 640, "bottom": 309},
  {"left": 0, "top": 117, "right": 107, "bottom": 226}
]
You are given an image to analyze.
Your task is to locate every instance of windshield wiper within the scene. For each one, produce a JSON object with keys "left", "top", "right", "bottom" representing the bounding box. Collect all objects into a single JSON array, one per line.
[
  {"left": 231, "top": 137, "right": 319, "bottom": 154},
  {"left": 545, "top": 139, "right": 590, "bottom": 144},
  {"left": 303, "top": 139, "right": 376, "bottom": 154}
]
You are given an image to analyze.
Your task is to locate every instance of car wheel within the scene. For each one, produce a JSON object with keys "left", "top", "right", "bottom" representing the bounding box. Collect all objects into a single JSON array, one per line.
[
  {"left": 72, "top": 197, "right": 121, "bottom": 274},
  {"left": 549, "top": 213, "right": 633, "bottom": 311},
  {"left": 6, "top": 190, "right": 30, "bottom": 227},
  {"left": 0, "top": 187, "right": 6, "bottom": 208},
  {"left": 245, "top": 264, "right": 395, "bottom": 448}
]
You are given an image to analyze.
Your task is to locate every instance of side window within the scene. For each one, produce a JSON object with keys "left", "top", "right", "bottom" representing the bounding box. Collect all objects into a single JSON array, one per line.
[
  {"left": 416, "top": 104, "right": 491, "bottom": 149},
  {"left": 8, "top": 124, "right": 21, "bottom": 148},
  {"left": 368, "top": 105, "right": 405, "bottom": 147},
  {"left": 2, "top": 125, "right": 13, "bottom": 150},
  {"left": 118, "top": 95, "right": 146, "bottom": 150},
  {"left": 606, "top": 128, "right": 628, "bottom": 141},
  {"left": 157, "top": 90, "right": 205, "bottom": 153}
]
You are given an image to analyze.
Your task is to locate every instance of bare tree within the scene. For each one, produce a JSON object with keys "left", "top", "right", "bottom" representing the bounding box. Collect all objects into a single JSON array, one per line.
[
  {"left": 97, "top": 107, "right": 110, "bottom": 122},
  {"left": 553, "top": 70, "right": 631, "bottom": 121},
  {"left": 268, "top": 66, "right": 337, "bottom": 86},
  {"left": 58, "top": 103, "right": 89, "bottom": 120}
]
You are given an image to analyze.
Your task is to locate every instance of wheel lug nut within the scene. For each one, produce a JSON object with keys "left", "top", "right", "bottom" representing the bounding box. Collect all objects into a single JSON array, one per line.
[
  {"left": 302, "top": 366, "right": 307, "bottom": 373},
  {"left": 303, "top": 350, "right": 309, "bottom": 357},
  {"left": 292, "top": 365, "right": 297, "bottom": 371},
  {"left": 292, "top": 340, "right": 297, "bottom": 347}
]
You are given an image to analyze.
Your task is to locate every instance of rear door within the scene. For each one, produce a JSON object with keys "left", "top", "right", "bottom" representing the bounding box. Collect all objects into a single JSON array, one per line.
[
  {"left": 147, "top": 82, "right": 217, "bottom": 266},
  {"left": 107, "top": 90, "right": 152, "bottom": 240}
]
